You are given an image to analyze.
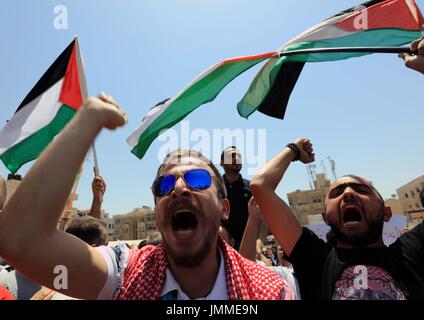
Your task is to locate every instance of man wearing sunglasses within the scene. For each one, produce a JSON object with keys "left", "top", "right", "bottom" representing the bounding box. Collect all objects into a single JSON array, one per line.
[
  {"left": 0, "top": 95, "right": 294, "bottom": 300},
  {"left": 251, "top": 138, "right": 424, "bottom": 300}
]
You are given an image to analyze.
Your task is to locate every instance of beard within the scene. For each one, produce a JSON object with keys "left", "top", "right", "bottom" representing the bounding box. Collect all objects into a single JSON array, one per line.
[
  {"left": 162, "top": 222, "right": 219, "bottom": 268},
  {"left": 227, "top": 164, "right": 241, "bottom": 174},
  {"left": 330, "top": 217, "right": 384, "bottom": 247}
]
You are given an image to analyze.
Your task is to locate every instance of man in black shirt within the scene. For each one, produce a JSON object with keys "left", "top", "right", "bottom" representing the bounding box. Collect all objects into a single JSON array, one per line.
[
  {"left": 251, "top": 138, "right": 424, "bottom": 300},
  {"left": 251, "top": 40, "right": 424, "bottom": 299},
  {"left": 220, "top": 146, "right": 252, "bottom": 250}
]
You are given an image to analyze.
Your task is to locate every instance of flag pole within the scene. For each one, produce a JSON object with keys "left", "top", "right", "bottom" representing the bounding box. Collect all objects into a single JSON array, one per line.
[
  {"left": 278, "top": 46, "right": 413, "bottom": 58},
  {"left": 74, "top": 36, "right": 100, "bottom": 176}
]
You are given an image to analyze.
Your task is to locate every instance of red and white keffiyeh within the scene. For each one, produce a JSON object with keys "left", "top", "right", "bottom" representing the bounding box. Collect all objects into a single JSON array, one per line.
[{"left": 117, "top": 237, "right": 294, "bottom": 300}]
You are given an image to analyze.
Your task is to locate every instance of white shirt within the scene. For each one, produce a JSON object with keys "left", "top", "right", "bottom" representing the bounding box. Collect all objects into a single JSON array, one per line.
[
  {"left": 159, "top": 249, "right": 227, "bottom": 300},
  {"left": 95, "top": 244, "right": 228, "bottom": 300}
]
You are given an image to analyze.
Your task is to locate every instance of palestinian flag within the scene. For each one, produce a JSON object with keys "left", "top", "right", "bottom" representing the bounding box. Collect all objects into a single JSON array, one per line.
[
  {"left": 127, "top": 52, "right": 276, "bottom": 159},
  {"left": 237, "top": 0, "right": 424, "bottom": 119},
  {"left": 0, "top": 38, "right": 86, "bottom": 174}
]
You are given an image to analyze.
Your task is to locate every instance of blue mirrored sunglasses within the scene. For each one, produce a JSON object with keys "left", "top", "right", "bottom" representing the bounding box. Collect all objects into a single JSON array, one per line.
[{"left": 152, "top": 168, "right": 213, "bottom": 198}]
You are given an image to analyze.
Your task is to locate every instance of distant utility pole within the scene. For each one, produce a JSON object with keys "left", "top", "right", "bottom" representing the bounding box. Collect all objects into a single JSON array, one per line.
[
  {"left": 328, "top": 156, "right": 337, "bottom": 181},
  {"left": 306, "top": 163, "right": 317, "bottom": 189},
  {"left": 321, "top": 160, "right": 328, "bottom": 179}
]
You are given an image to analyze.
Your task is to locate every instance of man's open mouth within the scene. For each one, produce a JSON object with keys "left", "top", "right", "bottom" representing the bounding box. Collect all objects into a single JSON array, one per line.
[
  {"left": 342, "top": 206, "right": 363, "bottom": 225},
  {"left": 171, "top": 210, "right": 199, "bottom": 233}
]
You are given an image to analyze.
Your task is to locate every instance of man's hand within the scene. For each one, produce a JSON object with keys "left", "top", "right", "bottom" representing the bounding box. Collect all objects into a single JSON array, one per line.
[
  {"left": 30, "top": 287, "right": 55, "bottom": 300},
  {"left": 248, "top": 197, "right": 264, "bottom": 225},
  {"left": 399, "top": 38, "right": 424, "bottom": 74},
  {"left": 293, "top": 138, "right": 315, "bottom": 164},
  {"left": 0, "top": 92, "right": 123, "bottom": 299},
  {"left": 90, "top": 172, "right": 106, "bottom": 219},
  {"left": 92, "top": 174, "right": 106, "bottom": 203},
  {"left": 85, "top": 93, "right": 127, "bottom": 130}
]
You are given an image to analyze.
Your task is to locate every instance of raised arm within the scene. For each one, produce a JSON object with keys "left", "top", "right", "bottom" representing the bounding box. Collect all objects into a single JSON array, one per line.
[
  {"left": 89, "top": 174, "right": 106, "bottom": 220},
  {"left": 250, "top": 139, "right": 314, "bottom": 256},
  {"left": 0, "top": 94, "right": 126, "bottom": 299},
  {"left": 239, "top": 197, "right": 263, "bottom": 262}
]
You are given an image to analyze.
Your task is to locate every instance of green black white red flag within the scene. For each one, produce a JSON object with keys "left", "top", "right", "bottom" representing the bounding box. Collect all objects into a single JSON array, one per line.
[
  {"left": 127, "top": 52, "right": 276, "bottom": 159},
  {"left": 237, "top": 0, "right": 424, "bottom": 119},
  {"left": 0, "top": 38, "right": 86, "bottom": 174},
  {"left": 128, "top": 0, "right": 423, "bottom": 159}
]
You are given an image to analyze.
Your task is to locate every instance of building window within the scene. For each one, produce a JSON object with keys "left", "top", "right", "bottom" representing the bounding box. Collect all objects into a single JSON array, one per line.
[
  {"left": 411, "top": 190, "right": 415, "bottom": 197},
  {"left": 416, "top": 188, "right": 420, "bottom": 193},
  {"left": 405, "top": 193, "right": 409, "bottom": 198},
  {"left": 147, "top": 224, "right": 156, "bottom": 231}
]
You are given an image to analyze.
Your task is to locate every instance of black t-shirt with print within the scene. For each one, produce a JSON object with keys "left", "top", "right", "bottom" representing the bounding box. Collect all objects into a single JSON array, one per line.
[{"left": 286, "top": 222, "right": 424, "bottom": 300}]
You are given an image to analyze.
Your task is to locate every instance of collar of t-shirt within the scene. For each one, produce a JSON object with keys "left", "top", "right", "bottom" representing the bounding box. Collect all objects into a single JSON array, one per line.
[
  {"left": 223, "top": 174, "right": 244, "bottom": 187},
  {"left": 159, "top": 248, "right": 227, "bottom": 300}
]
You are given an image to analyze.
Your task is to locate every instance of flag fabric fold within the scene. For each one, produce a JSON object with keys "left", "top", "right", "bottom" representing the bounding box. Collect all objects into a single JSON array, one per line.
[
  {"left": 237, "top": 0, "right": 424, "bottom": 119},
  {"left": 127, "top": 52, "right": 276, "bottom": 159},
  {"left": 129, "top": 0, "right": 423, "bottom": 159},
  {"left": 0, "top": 39, "right": 85, "bottom": 174}
]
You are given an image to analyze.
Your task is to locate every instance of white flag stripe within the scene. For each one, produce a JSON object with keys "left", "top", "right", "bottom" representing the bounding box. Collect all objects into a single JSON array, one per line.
[
  {"left": 0, "top": 79, "right": 63, "bottom": 154},
  {"left": 127, "top": 60, "right": 225, "bottom": 147},
  {"left": 282, "top": 11, "right": 354, "bottom": 49},
  {"left": 127, "top": 99, "right": 172, "bottom": 147}
]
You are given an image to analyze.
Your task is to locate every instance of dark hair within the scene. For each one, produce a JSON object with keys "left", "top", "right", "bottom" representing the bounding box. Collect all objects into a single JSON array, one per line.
[
  {"left": 65, "top": 216, "right": 108, "bottom": 247},
  {"left": 420, "top": 188, "right": 424, "bottom": 207},
  {"left": 138, "top": 239, "right": 148, "bottom": 249},
  {"left": 156, "top": 149, "right": 227, "bottom": 199},
  {"left": 220, "top": 146, "right": 239, "bottom": 162}
]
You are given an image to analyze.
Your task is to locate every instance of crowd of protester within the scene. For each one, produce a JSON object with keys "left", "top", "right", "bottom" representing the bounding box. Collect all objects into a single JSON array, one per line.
[{"left": 0, "top": 39, "right": 423, "bottom": 300}]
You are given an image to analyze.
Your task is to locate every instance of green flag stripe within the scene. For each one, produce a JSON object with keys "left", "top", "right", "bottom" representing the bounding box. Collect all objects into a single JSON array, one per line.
[
  {"left": 237, "top": 28, "right": 422, "bottom": 119},
  {"left": 0, "top": 105, "right": 77, "bottom": 174},
  {"left": 131, "top": 54, "right": 272, "bottom": 159}
]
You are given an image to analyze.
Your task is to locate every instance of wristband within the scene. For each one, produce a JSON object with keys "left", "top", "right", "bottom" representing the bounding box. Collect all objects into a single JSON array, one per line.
[{"left": 286, "top": 143, "right": 300, "bottom": 162}]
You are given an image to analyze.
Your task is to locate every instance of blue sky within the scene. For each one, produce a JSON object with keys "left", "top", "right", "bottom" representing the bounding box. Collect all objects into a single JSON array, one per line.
[{"left": 1, "top": 0, "right": 423, "bottom": 215}]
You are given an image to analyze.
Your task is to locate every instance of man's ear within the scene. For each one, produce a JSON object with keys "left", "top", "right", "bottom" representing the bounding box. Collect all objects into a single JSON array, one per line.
[
  {"left": 220, "top": 199, "right": 230, "bottom": 221},
  {"left": 383, "top": 206, "right": 392, "bottom": 222},
  {"left": 154, "top": 206, "right": 161, "bottom": 229},
  {"left": 321, "top": 212, "right": 328, "bottom": 224}
]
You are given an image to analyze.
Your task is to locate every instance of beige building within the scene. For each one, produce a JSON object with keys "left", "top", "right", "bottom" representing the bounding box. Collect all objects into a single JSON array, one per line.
[
  {"left": 384, "top": 196, "right": 404, "bottom": 215},
  {"left": 113, "top": 206, "right": 157, "bottom": 240},
  {"left": 396, "top": 175, "right": 424, "bottom": 225},
  {"left": 101, "top": 210, "right": 114, "bottom": 241},
  {"left": 287, "top": 173, "right": 331, "bottom": 225}
]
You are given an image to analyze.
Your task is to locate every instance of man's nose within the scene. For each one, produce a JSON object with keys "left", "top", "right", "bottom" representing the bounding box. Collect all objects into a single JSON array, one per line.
[
  {"left": 342, "top": 186, "right": 357, "bottom": 200},
  {"left": 171, "top": 176, "right": 192, "bottom": 198}
]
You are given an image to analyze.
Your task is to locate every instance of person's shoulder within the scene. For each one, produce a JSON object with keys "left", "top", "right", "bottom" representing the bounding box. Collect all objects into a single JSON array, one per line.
[
  {"left": 389, "top": 221, "right": 424, "bottom": 250},
  {"left": 242, "top": 177, "right": 251, "bottom": 185},
  {"left": 241, "top": 177, "right": 252, "bottom": 190}
]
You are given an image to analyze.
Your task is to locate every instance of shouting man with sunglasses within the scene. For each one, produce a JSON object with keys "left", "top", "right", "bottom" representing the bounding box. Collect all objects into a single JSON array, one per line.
[
  {"left": 0, "top": 94, "right": 294, "bottom": 300},
  {"left": 251, "top": 139, "right": 424, "bottom": 300}
]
